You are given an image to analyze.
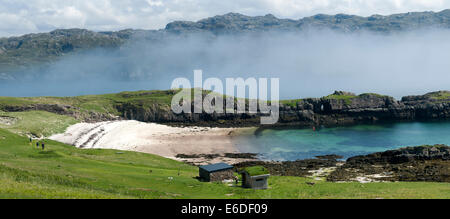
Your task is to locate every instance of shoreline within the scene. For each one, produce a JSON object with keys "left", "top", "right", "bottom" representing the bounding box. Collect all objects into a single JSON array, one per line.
[{"left": 49, "top": 120, "right": 258, "bottom": 165}]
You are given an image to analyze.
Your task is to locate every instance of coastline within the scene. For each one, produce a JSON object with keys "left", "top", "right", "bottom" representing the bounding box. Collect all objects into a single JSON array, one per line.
[{"left": 49, "top": 120, "right": 258, "bottom": 165}]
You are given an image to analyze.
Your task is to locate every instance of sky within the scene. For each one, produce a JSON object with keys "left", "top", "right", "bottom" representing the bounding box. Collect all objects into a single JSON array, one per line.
[{"left": 1, "top": 0, "right": 450, "bottom": 37}]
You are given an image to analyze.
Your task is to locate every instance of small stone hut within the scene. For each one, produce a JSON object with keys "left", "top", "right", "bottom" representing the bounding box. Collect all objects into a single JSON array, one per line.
[
  {"left": 241, "top": 166, "right": 270, "bottom": 189},
  {"left": 199, "top": 163, "right": 234, "bottom": 182}
]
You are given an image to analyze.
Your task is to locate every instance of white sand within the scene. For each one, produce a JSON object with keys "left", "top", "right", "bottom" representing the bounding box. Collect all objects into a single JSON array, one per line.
[{"left": 49, "top": 120, "right": 242, "bottom": 161}]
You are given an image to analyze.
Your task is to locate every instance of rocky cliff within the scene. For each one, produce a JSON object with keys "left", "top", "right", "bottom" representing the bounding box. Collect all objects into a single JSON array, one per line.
[
  {"left": 1, "top": 90, "right": 448, "bottom": 127},
  {"left": 116, "top": 90, "right": 450, "bottom": 127}
]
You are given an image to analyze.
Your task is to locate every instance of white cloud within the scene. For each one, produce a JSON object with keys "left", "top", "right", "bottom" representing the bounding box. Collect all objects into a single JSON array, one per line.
[
  {"left": 0, "top": 0, "right": 449, "bottom": 37},
  {"left": 0, "top": 13, "right": 38, "bottom": 36},
  {"left": 146, "top": 0, "right": 163, "bottom": 7}
]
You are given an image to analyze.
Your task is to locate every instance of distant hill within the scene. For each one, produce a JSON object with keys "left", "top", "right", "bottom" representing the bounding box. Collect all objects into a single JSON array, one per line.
[
  {"left": 0, "top": 29, "right": 136, "bottom": 74},
  {"left": 165, "top": 10, "right": 450, "bottom": 34},
  {"left": 1, "top": 9, "right": 450, "bottom": 78}
]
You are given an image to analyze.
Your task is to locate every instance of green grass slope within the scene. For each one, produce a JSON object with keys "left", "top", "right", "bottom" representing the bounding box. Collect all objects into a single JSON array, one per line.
[
  {"left": 0, "top": 111, "right": 79, "bottom": 137},
  {"left": 0, "top": 128, "right": 449, "bottom": 199}
]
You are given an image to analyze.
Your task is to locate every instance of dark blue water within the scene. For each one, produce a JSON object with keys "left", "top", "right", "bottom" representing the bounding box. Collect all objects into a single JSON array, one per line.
[{"left": 234, "top": 121, "right": 450, "bottom": 161}]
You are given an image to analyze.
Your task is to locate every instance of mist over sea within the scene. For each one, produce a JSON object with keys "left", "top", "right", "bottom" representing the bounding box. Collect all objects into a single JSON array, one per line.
[{"left": 2, "top": 28, "right": 450, "bottom": 98}]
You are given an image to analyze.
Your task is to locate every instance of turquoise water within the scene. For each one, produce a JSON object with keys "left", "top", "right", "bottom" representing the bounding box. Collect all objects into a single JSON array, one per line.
[{"left": 234, "top": 121, "right": 450, "bottom": 161}]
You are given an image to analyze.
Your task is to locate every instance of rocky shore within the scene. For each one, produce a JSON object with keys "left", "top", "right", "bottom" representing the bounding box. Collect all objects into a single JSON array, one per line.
[
  {"left": 235, "top": 145, "right": 450, "bottom": 183},
  {"left": 328, "top": 145, "right": 450, "bottom": 182},
  {"left": 234, "top": 155, "right": 343, "bottom": 178},
  {"left": 176, "top": 153, "right": 260, "bottom": 166}
]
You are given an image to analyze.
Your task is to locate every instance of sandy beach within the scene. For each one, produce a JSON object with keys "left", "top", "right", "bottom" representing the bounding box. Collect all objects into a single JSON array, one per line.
[{"left": 50, "top": 120, "right": 256, "bottom": 165}]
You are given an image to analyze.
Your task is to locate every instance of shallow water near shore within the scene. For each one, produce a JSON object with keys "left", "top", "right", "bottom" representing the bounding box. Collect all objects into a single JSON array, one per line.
[{"left": 233, "top": 121, "right": 450, "bottom": 161}]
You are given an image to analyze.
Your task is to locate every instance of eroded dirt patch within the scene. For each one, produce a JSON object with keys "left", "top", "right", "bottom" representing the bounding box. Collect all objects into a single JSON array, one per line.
[{"left": 0, "top": 116, "right": 17, "bottom": 125}]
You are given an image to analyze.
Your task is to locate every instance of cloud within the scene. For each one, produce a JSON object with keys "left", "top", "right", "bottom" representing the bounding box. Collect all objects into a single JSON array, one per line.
[
  {"left": 0, "top": 13, "right": 38, "bottom": 36},
  {"left": 0, "top": 0, "right": 449, "bottom": 36}
]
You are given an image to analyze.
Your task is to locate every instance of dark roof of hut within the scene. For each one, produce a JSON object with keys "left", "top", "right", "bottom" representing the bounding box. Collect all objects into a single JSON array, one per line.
[{"left": 199, "top": 163, "right": 233, "bottom": 173}]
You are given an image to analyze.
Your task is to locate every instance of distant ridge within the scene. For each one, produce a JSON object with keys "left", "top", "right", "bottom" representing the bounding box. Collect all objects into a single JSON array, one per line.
[{"left": 165, "top": 9, "right": 450, "bottom": 34}]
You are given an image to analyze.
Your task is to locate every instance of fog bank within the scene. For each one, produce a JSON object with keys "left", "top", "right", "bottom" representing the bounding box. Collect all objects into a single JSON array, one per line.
[{"left": 2, "top": 29, "right": 450, "bottom": 99}]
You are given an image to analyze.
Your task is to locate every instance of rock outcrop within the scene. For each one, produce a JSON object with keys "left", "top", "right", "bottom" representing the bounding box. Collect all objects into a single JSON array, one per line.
[
  {"left": 328, "top": 145, "right": 450, "bottom": 182},
  {"left": 346, "top": 144, "right": 450, "bottom": 164}
]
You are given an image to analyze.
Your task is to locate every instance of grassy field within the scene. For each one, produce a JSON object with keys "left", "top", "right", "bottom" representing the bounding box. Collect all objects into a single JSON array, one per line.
[
  {"left": 429, "top": 91, "right": 450, "bottom": 101},
  {"left": 0, "top": 127, "right": 449, "bottom": 199},
  {"left": 0, "top": 111, "right": 79, "bottom": 137},
  {"left": 324, "top": 93, "right": 357, "bottom": 105}
]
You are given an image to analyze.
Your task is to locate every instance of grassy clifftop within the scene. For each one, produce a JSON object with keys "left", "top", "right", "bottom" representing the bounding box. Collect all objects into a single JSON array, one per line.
[{"left": 0, "top": 90, "right": 178, "bottom": 115}]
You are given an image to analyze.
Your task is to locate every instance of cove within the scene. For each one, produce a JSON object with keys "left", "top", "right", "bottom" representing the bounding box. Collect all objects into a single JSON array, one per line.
[{"left": 233, "top": 121, "right": 450, "bottom": 161}]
